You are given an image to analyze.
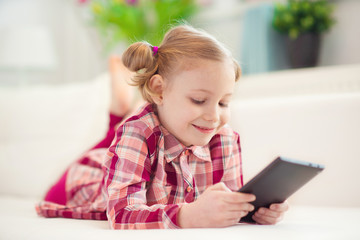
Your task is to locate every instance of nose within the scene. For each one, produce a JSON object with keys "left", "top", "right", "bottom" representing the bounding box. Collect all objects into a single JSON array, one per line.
[{"left": 203, "top": 104, "right": 220, "bottom": 123}]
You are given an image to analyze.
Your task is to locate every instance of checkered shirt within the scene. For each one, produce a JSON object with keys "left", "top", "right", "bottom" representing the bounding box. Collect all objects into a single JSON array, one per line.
[{"left": 36, "top": 103, "right": 243, "bottom": 229}]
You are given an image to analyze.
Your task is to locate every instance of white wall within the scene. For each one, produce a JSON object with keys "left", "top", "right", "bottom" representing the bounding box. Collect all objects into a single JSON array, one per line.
[
  {"left": 0, "top": 0, "right": 105, "bottom": 86},
  {"left": 320, "top": 0, "right": 360, "bottom": 66}
]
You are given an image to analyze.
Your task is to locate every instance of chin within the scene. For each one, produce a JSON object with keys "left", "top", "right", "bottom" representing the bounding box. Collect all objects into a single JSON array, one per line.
[{"left": 189, "top": 138, "right": 212, "bottom": 147}]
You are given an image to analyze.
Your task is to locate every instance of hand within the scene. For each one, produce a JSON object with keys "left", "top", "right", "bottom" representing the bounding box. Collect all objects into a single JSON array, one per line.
[
  {"left": 252, "top": 201, "right": 289, "bottom": 225},
  {"left": 178, "top": 182, "right": 256, "bottom": 228}
]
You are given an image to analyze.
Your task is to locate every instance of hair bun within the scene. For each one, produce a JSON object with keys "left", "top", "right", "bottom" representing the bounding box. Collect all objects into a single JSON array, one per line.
[{"left": 122, "top": 42, "right": 156, "bottom": 72}]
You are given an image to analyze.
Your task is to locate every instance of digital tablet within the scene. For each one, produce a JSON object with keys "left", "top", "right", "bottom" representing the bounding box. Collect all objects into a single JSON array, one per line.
[{"left": 238, "top": 156, "right": 325, "bottom": 223}]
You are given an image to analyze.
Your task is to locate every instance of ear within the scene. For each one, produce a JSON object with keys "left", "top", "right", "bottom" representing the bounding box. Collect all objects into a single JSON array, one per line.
[{"left": 148, "top": 74, "right": 165, "bottom": 105}]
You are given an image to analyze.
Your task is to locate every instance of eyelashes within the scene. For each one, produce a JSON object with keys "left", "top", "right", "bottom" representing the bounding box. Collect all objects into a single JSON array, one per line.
[
  {"left": 191, "top": 98, "right": 205, "bottom": 105},
  {"left": 219, "top": 102, "right": 229, "bottom": 107},
  {"left": 190, "top": 98, "right": 229, "bottom": 107}
]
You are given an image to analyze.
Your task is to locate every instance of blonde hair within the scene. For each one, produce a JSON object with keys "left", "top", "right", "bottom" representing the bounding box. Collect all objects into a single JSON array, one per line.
[{"left": 122, "top": 25, "right": 241, "bottom": 103}]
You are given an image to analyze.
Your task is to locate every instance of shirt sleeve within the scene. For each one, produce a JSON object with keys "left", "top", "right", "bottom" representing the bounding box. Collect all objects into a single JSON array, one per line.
[
  {"left": 221, "top": 131, "right": 243, "bottom": 191},
  {"left": 102, "top": 123, "right": 182, "bottom": 229}
]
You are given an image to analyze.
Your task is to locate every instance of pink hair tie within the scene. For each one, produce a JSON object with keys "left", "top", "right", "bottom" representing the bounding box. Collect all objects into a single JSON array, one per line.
[{"left": 152, "top": 46, "right": 158, "bottom": 56}]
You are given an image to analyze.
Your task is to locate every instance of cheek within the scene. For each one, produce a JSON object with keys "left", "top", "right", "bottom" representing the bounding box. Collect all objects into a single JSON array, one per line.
[
  {"left": 164, "top": 100, "right": 194, "bottom": 126},
  {"left": 178, "top": 106, "right": 198, "bottom": 125},
  {"left": 220, "top": 109, "right": 231, "bottom": 125},
  {"left": 174, "top": 99, "right": 199, "bottom": 118}
]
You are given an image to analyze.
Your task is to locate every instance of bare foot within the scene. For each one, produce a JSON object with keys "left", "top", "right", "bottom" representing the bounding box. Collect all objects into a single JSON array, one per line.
[{"left": 108, "top": 55, "right": 136, "bottom": 116}]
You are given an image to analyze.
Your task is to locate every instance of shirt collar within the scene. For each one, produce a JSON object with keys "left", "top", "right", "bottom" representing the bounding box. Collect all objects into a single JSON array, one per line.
[{"left": 160, "top": 125, "right": 211, "bottom": 163}]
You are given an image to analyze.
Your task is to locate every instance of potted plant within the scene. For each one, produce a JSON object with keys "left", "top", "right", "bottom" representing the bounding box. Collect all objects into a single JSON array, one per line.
[
  {"left": 79, "top": 0, "right": 198, "bottom": 52},
  {"left": 272, "top": 0, "right": 336, "bottom": 68}
]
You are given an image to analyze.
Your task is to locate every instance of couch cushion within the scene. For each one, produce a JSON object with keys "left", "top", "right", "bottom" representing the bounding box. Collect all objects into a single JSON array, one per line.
[
  {"left": 0, "top": 73, "right": 110, "bottom": 198},
  {"left": 230, "top": 93, "right": 360, "bottom": 207}
]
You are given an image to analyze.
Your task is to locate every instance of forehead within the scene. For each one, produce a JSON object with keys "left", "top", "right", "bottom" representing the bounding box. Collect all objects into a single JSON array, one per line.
[
  {"left": 170, "top": 57, "right": 234, "bottom": 79},
  {"left": 165, "top": 58, "right": 235, "bottom": 92},
  {"left": 177, "top": 56, "right": 229, "bottom": 70}
]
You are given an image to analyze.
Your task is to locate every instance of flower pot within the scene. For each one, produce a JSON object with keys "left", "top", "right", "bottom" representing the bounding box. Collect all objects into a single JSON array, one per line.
[{"left": 286, "top": 33, "right": 321, "bottom": 69}]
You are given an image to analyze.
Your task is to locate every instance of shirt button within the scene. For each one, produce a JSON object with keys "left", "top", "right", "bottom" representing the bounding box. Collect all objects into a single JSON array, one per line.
[
  {"left": 184, "top": 149, "right": 190, "bottom": 155},
  {"left": 186, "top": 186, "right": 192, "bottom": 192}
]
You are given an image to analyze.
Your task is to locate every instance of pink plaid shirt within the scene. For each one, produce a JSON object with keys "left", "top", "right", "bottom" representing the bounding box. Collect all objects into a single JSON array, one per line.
[{"left": 36, "top": 103, "right": 243, "bottom": 229}]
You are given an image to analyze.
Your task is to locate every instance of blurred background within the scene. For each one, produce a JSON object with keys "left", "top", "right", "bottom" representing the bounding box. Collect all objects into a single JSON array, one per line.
[{"left": 0, "top": 0, "right": 359, "bottom": 86}]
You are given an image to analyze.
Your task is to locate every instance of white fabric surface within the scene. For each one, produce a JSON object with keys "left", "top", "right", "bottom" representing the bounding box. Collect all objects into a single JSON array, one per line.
[{"left": 0, "top": 196, "right": 359, "bottom": 240}]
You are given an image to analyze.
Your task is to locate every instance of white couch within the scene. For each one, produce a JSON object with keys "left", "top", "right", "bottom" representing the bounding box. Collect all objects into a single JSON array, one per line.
[{"left": 1, "top": 64, "right": 360, "bottom": 239}]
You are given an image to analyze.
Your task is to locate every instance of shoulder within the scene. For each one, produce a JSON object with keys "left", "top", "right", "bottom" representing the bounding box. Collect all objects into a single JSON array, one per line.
[
  {"left": 120, "top": 103, "right": 160, "bottom": 133},
  {"left": 116, "top": 103, "right": 162, "bottom": 153},
  {"left": 208, "top": 124, "right": 241, "bottom": 156},
  {"left": 212, "top": 124, "right": 240, "bottom": 144}
]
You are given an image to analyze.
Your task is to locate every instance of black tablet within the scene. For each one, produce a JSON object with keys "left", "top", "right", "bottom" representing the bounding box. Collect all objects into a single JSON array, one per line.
[{"left": 238, "top": 156, "right": 325, "bottom": 223}]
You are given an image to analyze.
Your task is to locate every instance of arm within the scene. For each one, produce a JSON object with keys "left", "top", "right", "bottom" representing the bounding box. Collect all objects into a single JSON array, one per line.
[
  {"left": 177, "top": 131, "right": 255, "bottom": 228},
  {"left": 103, "top": 124, "right": 181, "bottom": 229},
  {"left": 177, "top": 182, "right": 255, "bottom": 228}
]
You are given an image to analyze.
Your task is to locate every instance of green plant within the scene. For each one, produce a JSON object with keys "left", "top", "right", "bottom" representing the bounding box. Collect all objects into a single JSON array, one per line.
[
  {"left": 273, "top": 0, "right": 336, "bottom": 39},
  {"left": 82, "top": 0, "right": 198, "bottom": 51}
]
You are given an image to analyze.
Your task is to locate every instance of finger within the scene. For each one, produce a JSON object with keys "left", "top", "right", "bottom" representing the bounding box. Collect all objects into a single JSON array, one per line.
[
  {"left": 223, "top": 217, "right": 242, "bottom": 227},
  {"left": 253, "top": 213, "right": 274, "bottom": 225},
  {"left": 227, "top": 203, "right": 254, "bottom": 212},
  {"left": 226, "top": 210, "right": 249, "bottom": 223},
  {"left": 270, "top": 201, "right": 289, "bottom": 212},
  {"left": 256, "top": 208, "right": 282, "bottom": 218},
  {"left": 252, "top": 214, "right": 265, "bottom": 225},
  {"left": 223, "top": 192, "right": 256, "bottom": 204},
  {"left": 252, "top": 214, "right": 270, "bottom": 225},
  {"left": 228, "top": 209, "right": 249, "bottom": 218},
  {"left": 253, "top": 211, "right": 283, "bottom": 225}
]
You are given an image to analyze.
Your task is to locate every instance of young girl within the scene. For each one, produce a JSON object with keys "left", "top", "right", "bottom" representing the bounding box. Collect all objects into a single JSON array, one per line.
[{"left": 36, "top": 25, "right": 288, "bottom": 229}]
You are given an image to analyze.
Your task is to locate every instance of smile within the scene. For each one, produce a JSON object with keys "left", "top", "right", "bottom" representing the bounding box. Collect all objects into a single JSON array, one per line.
[{"left": 192, "top": 124, "right": 216, "bottom": 134}]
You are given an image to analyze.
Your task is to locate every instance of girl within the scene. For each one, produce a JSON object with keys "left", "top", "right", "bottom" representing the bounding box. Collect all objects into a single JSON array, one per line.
[{"left": 36, "top": 25, "right": 288, "bottom": 229}]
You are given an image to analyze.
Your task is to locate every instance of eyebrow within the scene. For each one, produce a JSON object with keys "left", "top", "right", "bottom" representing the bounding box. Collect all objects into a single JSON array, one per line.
[{"left": 191, "top": 89, "right": 233, "bottom": 96}]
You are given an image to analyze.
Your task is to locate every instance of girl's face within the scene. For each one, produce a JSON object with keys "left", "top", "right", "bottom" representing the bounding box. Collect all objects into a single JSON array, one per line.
[{"left": 156, "top": 58, "right": 236, "bottom": 147}]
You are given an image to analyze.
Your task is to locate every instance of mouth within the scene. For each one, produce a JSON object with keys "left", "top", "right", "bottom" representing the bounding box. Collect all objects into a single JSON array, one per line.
[{"left": 192, "top": 124, "right": 216, "bottom": 134}]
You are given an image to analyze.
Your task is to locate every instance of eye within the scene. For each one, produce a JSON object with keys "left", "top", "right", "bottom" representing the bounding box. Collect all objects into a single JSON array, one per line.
[
  {"left": 191, "top": 98, "right": 205, "bottom": 105},
  {"left": 219, "top": 102, "right": 229, "bottom": 108}
]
